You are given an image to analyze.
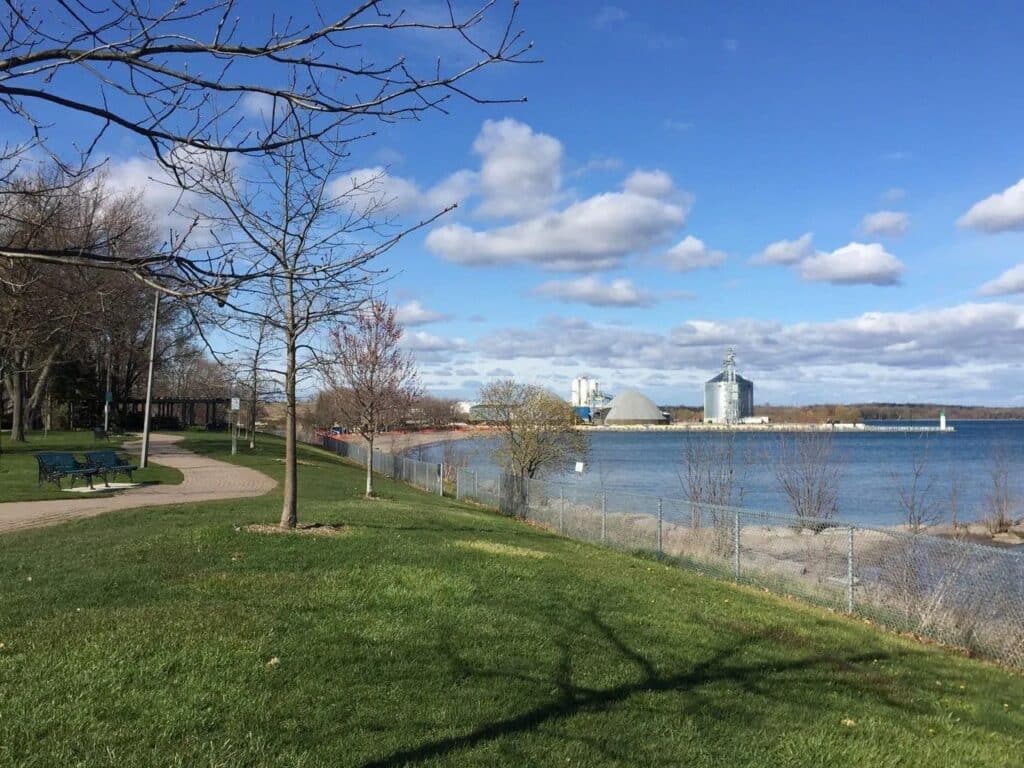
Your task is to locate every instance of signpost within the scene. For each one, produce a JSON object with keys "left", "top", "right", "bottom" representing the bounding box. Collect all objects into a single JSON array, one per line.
[{"left": 230, "top": 397, "right": 241, "bottom": 455}]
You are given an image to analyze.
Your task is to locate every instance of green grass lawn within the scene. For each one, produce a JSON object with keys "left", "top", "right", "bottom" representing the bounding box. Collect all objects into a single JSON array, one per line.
[
  {"left": 0, "top": 430, "right": 183, "bottom": 502},
  {"left": 1, "top": 432, "right": 1022, "bottom": 767}
]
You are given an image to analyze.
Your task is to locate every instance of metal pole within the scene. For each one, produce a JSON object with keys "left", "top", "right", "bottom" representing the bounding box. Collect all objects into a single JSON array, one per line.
[
  {"left": 103, "top": 342, "right": 111, "bottom": 433},
  {"left": 139, "top": 292, "right": 160, "bottom": 468},
  {"left": 559, "top": 487, "right": 565, "bottom": 533},
  {"left": 733, "top": 508, "right": 741, "bottom": 579},
  {"left": 601, "top": 492, "right": 607, "bottom": 543},
  {"left": 657, "top": 498, "right": 663, "bottom": 557},
  {"left": 438, "top": 463, "right": 444, "bottom": 496},
  {"left": 847, "top": 526, "right": 855, "bottom": 614},
  {"left": 474, "top": 470, "right": 479, "bottom": 499}
]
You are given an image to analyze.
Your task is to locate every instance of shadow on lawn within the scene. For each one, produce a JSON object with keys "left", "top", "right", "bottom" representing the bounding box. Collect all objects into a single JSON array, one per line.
[{"left": 360, "top": 607, "right": 895, "bottom": 768}]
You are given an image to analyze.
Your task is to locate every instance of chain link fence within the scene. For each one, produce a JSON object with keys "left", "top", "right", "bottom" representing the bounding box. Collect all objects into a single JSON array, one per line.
[
  {"left": 456, "top": 466, "right": 1024, "bottom": 669},
  {"left": 319, "top": 434, "right": 444, "bottom": 496}
]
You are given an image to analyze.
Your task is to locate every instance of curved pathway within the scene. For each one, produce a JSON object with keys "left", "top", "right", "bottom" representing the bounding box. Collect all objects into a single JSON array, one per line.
[{"left": 0, "top": 433, "right": 276, "bottom": 534}]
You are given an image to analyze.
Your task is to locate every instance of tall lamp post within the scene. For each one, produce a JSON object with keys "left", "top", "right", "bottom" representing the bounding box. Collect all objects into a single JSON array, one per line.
[{"left": 140, "top": 291, "right": 160, "bottom": 468}]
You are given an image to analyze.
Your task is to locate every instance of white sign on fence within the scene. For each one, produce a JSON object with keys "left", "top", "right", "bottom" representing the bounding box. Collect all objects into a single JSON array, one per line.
[
  {"left": 230, "top": 397, "right": 241, "bottom": 411},
  {"left": 575, "top": 461, "right": 585, "bottom": 474}
]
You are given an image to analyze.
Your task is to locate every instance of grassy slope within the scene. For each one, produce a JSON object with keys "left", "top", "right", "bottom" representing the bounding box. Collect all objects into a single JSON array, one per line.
[
  {"left": 0, "top": 431, "right": 183, "bottom": 502},
  {"left": 0, "top": 432, "right": 1021, "bottom": 767}
]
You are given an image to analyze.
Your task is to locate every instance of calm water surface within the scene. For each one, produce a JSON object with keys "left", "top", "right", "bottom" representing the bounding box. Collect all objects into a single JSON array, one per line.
[{"left": 414, "top": 420, "right": 1024, "bottom": 526}]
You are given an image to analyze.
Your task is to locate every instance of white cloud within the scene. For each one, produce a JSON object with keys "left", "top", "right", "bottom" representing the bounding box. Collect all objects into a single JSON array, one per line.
[
  {"left": 469, "top": 303, "right": 1024, "bottom": 396},
  {"left": 472, "top": 118, "right": 562, "bottom": 219},
  {"left": 978, "top": 264, "right": 1024, "bottom": 296},
  {"left": 663, "top": 118, "right": 694, "bottom": 132},
  {"left": 958, "top": 177, "right": 1024, "bottom": 233},
  {"left": 882, "top": 187, "right": 906, "bottom": 202},
  {"left": 329, "top": 166, "right": 476, "bottom": 216},
  {"left": 664, "top": 235, "right": 727, "bottom": 272},
  {"left": 240, "top": 92, "right": 276, "bottom": 119},
  {"left": 426, "top": 172, "right": 690, "bottom": 271},
  {"left": 861, "top": 210, "right": 910, "bottom": 238},
  {"left": 534, "top": 275, "right": 657, "bottom": 307},
  {"left": 395, "top": 300, "right": 451, "bottom": 326},
  {"left": 593, "top": 5, "right": 627, "bottom": 27},
  {"left": 752, "top": 233, "right": 815, "bottom": 265},
  {"left": 104, "top": 155, "right": 214, "bottom": 242},
  {"left": 799, "top": 242, "right": 904, "bottom": 285},
  {"left": 623, "top": 169, "right": 675, "bottom": 198}
]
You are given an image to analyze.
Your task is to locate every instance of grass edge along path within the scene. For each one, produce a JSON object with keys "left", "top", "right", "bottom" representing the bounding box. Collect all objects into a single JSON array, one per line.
[{"left": 0, "top": 431, "right": 1022, "bottom": 767}]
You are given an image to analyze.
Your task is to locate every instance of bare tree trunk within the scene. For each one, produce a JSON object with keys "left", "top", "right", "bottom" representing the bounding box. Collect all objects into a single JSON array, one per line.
[
  {"left": 366, "top": 433, "right": 375, "bottom": 498},
  {"left": 10, "top": 365, "right": 25, "bottom": 442},
  {"left": 279, "top": 331, "right": 298, "bottom": 528}
]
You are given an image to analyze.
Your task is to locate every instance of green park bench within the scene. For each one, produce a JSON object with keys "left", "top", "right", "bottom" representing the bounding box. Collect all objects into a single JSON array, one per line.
[
  {"left": 35, "top": 452, "right": 100, "bottom": 490},
  {"left": 85, "top": 450, "right": 138, "bottom": 484}
]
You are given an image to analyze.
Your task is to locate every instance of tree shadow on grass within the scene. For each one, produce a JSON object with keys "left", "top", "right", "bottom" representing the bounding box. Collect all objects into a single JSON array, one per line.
[{"left": 359, "top": 606, "right": 896, "bottom": 767}]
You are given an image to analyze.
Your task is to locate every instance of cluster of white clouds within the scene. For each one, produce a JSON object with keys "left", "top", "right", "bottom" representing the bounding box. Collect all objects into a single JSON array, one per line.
[
  {"left": 753, "top": 234, "right": 904, "bottom": 285},
  {"left": 408, "top": 299, "right": 1024, "bottom": 403},
  {"left": 408, "top": 301, "right": 1024, "bottom": 401}
]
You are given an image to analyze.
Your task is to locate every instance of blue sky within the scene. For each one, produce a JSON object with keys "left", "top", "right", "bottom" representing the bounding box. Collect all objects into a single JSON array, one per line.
[
  {"left": 357, "top": 1, "right": 1024, "bottom": 405},
  {"left": 10, "top": 1, "right": 1024, "bottom": 405}
]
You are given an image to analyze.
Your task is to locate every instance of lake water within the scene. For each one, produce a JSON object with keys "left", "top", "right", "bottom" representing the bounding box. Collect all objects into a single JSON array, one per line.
[{"left": 411, "top": 420, "right": 1024, "bottom": 527}]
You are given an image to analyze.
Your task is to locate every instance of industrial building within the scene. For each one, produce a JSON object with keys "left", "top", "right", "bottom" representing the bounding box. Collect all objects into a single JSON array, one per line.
[
  {"left": 601, "top": 389, "right": 670, "bottom": 425},
  {"left": 570, "top": 375, "right": 612, "bottom": 422},
  {"left": 703, "top": 348, "right": 754, "bottom": 424}
]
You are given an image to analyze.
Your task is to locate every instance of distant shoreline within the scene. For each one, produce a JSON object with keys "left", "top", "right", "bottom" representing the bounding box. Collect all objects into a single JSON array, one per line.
[{"left": 577, "top": 423, "right": 956, "bottom": 434}]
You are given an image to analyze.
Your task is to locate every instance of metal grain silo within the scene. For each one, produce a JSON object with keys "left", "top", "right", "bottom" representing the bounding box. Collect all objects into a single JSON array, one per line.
[{"left": 703, "top": 348, "right": 754, "bottom": 424}]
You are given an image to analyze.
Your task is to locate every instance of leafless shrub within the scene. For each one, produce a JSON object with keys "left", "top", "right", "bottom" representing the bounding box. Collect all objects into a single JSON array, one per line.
[
  {"left": 892, "top": 437, "right": 940, "bottom": 533},
  {"left": 679, "top": 433, "right": 748, "bottom": 552},
  {"left": 984, "top": 447, "right": 1016, "bottom": 534},
  {"left": 773, "top": 432, "right": 842, "bottom": 531}
]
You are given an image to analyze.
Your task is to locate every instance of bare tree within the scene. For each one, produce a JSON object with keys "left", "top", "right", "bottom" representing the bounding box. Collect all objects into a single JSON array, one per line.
[
  {"left": 482, "top": 380, "right": 588, "bottom": 482},
  {"left": 984, "top": 446, "right": 1016, "bottom": 534},
  {"left": 0, "top": 1, "right": 533, "bottom": 296},
  {"left": 1, "top": 169, "right": 157, "bottom": 439},
  {"left": 891, "top": 437, "right": 940, "bottom": 533},
  {"left": 773, "top": 432, "right": 842, "bottom": 529},
  {"left": 322, "top": 301, "right": 420, "bottom": 498},
  {"left": 679, "top": 433, "right": 748, "bottom": 549},
  {"left": 948, "top": 467, "right": 966, "bottom": 537}
]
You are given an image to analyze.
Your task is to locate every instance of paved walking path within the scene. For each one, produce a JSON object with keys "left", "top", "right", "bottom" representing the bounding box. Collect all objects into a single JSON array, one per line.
[{"left": 0, "top": 433, "right": 276, "bottom": 534}]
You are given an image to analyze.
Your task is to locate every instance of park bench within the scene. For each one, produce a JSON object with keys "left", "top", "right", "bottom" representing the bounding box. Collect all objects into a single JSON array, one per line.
[
  {"left": 35, "top": 452, "right": 100, "bottom": 490},
  {"left": 85, "top": 449, "right": 138, "bottom": 484}
]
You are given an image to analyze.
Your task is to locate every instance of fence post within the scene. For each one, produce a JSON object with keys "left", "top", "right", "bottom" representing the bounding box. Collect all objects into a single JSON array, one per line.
[
  {"left": 733, "top": 508, "right": 741, "bottom": 580},
  {"left": 601, "top": 492, "right": 607, "bottom": 543},
  {"left": 438, "top": 463, "right": 444, "bottom": 496},
  {"left": 847, "top": 526, "right": 855, "bottom": 615},
  {"left": 559, "top": 486, "right": 565, "bottom": 533},
  {"left": 657, "top": 498, "right": 663, "bottom": 557},
  {"left": 456, "top": 468, "right": 461, "bottom": 500},
  {"left": 474, "top": 470, "right": 479, "bottom": 499}
]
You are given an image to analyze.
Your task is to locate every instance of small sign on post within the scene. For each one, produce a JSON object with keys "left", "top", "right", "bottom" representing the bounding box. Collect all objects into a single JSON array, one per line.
[
  {"left": 574, "top": 461, "right": 585, "bottom": 474},
  {"left": 230, "top": 397, "right": 240, "bottom": 455}
]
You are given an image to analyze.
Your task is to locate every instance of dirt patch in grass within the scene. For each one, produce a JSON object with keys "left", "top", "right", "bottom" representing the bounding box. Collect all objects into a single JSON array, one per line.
[
  {"left": 243, "top": 523, "right": 350, "bottom": 537},
  {"left": 455, "top": 539, "right": 547, "bottom": 559}
]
